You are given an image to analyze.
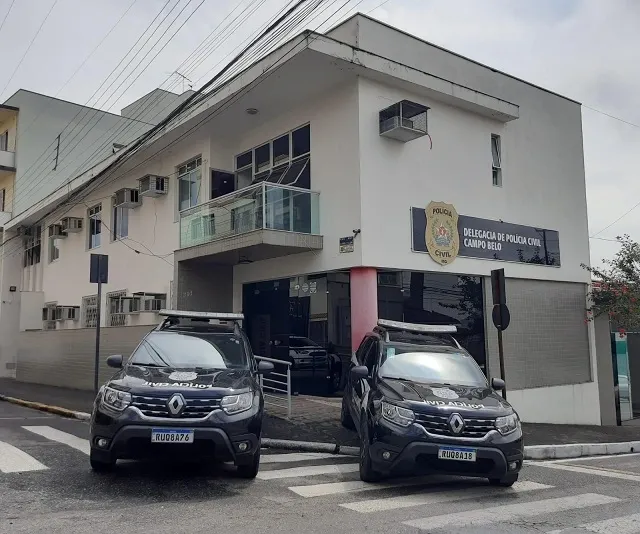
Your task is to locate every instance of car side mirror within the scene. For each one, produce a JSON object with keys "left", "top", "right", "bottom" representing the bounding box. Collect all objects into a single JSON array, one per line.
[
  {"left": 351, "top": 365, "right": 369, "bottom": 380},
  {"left": 107, "top": 355, "right": 123, "bottom": 369},
  {"left": 258, "top": 360, "right": 274, "bottom": 376},
  {"left": 491, "top": 378, "right": 505, "bottom": 391}
]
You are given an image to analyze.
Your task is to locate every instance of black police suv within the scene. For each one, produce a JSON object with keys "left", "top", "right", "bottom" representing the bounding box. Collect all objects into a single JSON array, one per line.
[
  {"left": 342, "top": 320, "right": 523, "bottom": 486},
  {"left": 89, "top": 310, "right": 273, "bottom": 478}
]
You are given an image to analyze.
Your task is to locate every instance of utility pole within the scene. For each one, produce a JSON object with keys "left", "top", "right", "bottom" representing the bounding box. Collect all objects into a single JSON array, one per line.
[{"left": 53, "top": 134, "right": 60, "bottom": 170}]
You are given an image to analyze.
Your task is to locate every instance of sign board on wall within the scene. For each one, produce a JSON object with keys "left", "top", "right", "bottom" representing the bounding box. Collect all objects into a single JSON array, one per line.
[{"left": 411, "top": 203, "right": 561, "bottom": 266}]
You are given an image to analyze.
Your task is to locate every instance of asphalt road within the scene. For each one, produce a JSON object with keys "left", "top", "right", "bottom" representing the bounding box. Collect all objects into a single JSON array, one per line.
[{"left": 3, "top": 401, "right": 640, "bottom": 534}]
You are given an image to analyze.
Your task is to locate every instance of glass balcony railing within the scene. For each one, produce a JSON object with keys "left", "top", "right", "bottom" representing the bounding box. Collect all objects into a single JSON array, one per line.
[{"left": 179, "top": 182, "right": 320, "bottom": 249}]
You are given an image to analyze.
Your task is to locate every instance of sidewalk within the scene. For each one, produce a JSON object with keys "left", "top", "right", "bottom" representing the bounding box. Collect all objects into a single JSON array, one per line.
[{"left": 3, "top": 377, "right": 640, "bottom": 450}]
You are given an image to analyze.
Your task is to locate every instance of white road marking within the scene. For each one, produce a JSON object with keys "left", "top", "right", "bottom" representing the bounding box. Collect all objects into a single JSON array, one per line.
[
  {"left": 0, "top": 441, "right": 48, "bottom": 473},
  {"left": 534, "top": 461, "right": 640, "bottom": 482},
  {"left": 403, "top": 493, "right": 620, "bottom": 531},
  {"left": 341, "top": 481, "right": 553, "bottom": 512},
  {"left": 289, "top": 478, "right": 430, "bottom": 498},
  {"left": 547, "top": 512, "right": 640, "bottom": 533},
  {"left": 262, "top": 453, "right": 342, "bottom": 464},
  {"left": 22, "top": 426, "right": 90, "bottom": 455},
  {"left": 257, "top": 463, "right": 358, "bottom": 480}
]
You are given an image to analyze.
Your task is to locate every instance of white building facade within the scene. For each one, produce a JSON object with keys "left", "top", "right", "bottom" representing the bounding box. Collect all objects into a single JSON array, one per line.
[{"left": 0, "top": 15, "right": 612, "bottom": 425}]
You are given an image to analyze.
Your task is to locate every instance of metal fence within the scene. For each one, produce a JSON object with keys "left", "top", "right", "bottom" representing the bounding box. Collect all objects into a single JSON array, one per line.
[{"left": 255, "top": 355, "right": 292, "bottom": 419}]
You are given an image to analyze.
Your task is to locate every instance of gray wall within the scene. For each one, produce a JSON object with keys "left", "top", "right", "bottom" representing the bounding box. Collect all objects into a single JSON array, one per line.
[
  {"left": 484, "top": 278, "right": 591, "bottom": 390},
  {"left": 16, "top": 326, "right": 152, "bottom": 390},
  {"left": 175, "top": 260, "right": 233, "bottom": 312},
  {"left": 594, "top": 314, "right": 616, "bottom": 425}
]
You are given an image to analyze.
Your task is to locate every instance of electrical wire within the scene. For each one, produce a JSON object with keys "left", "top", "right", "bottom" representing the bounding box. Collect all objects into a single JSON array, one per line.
[
  {"left": 0, "top": 0, "right": 16, "bottom": 35},
  {"left": 590, "top": 199, "right": 640, "bottom": 239},
  {"left": 0, "top": 0, "right": 60, "bottom": 99}
]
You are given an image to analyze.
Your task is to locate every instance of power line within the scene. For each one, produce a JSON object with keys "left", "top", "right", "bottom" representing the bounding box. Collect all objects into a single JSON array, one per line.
[
  {"left": 0, "top": 0, "right": 16, "bottom": 35},
  {"left": 590, "top": 199, "right": 640, "bottom": 238},
  {"left": 582, "top": 104, "right": 640, "bottom": 130},
  {"left": 0, "top": 0, "right": 59, "bottom": 99}
]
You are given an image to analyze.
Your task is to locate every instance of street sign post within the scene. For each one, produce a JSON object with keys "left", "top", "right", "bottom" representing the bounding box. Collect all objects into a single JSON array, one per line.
[
  {"left": 90, "top": 254, "right": 108, "bottom": 394},
  {"left": 491, "top": 268, "right": 510, "bottom": 400}
]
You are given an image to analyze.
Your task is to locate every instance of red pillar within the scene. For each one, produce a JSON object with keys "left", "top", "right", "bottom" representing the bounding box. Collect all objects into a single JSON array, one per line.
[{"left": 350, "top": 267, "right": 378, "bottom": 353}]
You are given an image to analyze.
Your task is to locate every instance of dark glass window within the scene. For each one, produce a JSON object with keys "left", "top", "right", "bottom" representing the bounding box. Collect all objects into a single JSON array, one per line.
[
  {"left": 236, "top": 151, "right": 252, "bottom": 170},
  {"left": 292, "top": 125, "right": 310, "bottom": 158},
  {"left": 211, "top": 170, "right": 235, "bottom": 199},
  {"left": 377, "top": 271, "right": 487, "bottom": 372},
  {"left": 273, "top": 135, "right": 290, "bottom": 166}
]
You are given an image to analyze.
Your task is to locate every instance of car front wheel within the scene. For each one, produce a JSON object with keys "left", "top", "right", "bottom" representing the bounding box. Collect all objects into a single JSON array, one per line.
[
  {"left": 341, "top": 396, "right": 355, "bottom": 430},
  {"left": 489, "top": 473, "right": 518, "bottom": 487},
  {"left": 237, "top": 448, "right": 261, "bottom": 479},
  {"left": 359, "top": 419, "right": 382, "bottom": 483}
]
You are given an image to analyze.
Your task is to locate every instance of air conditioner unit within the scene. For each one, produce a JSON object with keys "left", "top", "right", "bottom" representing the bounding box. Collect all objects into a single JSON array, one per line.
[
  {"left": 48, "top": 224, "right": 67, "bottom": 239},
  {"left": 114, "top": 188, "right": 141, "bottom": 209},
  {"left": 60, "top": 217, "right": 83, "bottom": 233},
  {"left": 138, "top": 175, "right": 168, "bottom": 197},
  {"left": 379, "top": 100, "right": 429, "bottom": 142}
]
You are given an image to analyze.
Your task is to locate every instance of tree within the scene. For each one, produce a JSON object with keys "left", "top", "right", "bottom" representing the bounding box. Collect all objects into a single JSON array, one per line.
[{"left": 582, "top": 234, "right": 640, "bottom": 332}]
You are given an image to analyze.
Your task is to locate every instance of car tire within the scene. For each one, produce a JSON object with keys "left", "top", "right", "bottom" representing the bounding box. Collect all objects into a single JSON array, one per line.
[
  {"left": 89, "top": 452, "right": 115, "bottom": 473},
  {"left": 489, "top": 473, "right": 518, "bottom": 487},
  {"left": 359, "top": 420, "right": 382, "bottom": 483},
  {"left": 341, "top": 396, "right": 355, "bottom": 430},
  {"left": 237, "top": 448, "right": 261, "bottom": 479}
]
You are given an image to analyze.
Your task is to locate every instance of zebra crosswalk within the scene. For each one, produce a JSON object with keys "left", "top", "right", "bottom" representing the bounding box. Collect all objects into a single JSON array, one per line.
[{"left": 2, "top": 428, "right": 640, "bottom": 533}]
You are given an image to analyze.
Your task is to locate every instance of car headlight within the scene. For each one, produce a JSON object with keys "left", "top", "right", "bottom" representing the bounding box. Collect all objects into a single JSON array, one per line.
[
  {"left": 101, "top": 386, "right": 131, "bottom": 412},
  {"left": 381, "top": 401, "right": 415, "bottom": 427},
  {"left": 221, "top": 392, "right": 253, "bottom": 415},
  {"left": 495, "top": 412, "right": 520, "bottom": 435}
]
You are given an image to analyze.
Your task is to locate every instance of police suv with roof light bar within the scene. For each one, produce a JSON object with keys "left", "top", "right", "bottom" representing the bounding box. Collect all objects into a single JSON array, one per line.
[
  {"left": 88, "top": 310, "right": 274, "bottom": 478},
  {"left": 342, "top": 320, "right": 523, "bottom": 486}
]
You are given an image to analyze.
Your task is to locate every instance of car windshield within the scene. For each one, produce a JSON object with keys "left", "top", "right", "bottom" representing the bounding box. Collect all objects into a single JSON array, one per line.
[
  {"left": 379, "top": 345, "right": 487, "bottom": 387},
  {"left": 130, "top": 331, "right": 249, "bottom": 370},
  {"left": 289, "top": 337, "right": 317, "bottom": 348}
]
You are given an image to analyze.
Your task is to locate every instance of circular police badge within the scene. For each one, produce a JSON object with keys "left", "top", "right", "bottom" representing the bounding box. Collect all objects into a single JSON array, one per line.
[
  {"left": 168, "top": 371, "right": 198, "bottom": 382},
  {"left": 431, "top": 387, "right": 459, "bottom": 400}
]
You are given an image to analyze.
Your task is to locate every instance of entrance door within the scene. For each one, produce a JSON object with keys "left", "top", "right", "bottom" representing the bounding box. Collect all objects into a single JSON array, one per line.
[{"left": 614, "top": 332, "right": 633, "bottom": 421}]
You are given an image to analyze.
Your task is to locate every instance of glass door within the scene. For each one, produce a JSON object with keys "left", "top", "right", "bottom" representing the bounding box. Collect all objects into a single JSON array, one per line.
[{"left": 614, "top": 332, "right": 633, "bottom": 422}]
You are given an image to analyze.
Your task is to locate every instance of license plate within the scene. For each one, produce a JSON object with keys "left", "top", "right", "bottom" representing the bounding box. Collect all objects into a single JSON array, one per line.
[
  {"left": 438, "top": 446, "right": 477, "bottom": 462},
  {"left": 151, "top": 428, "right": 194, "bottom": 444}
]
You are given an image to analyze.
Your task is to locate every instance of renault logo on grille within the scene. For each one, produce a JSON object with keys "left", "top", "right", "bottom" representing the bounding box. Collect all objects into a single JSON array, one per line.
[
  {"left": 448, "top": 413, "right": 465, "bottom": 434},
  {"left": 167, "top": 393, "right": 185, "bottom": 417}
]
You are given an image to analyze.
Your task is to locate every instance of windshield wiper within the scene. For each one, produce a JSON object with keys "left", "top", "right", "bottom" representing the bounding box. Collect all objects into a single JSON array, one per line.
[
  {"left": 131, "top": 362, "right": 165, "bottom": 368},
  {"left": 381, "top": 376, "right": 412, "bottom": 382}
]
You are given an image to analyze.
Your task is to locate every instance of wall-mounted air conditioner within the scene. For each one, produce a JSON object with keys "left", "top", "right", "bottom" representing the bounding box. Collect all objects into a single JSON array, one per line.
[
  {"left": 138, "top": 175, "right": 168, "bottom": 197},
  {"left": 57, "top": 306, "right": 79, "bottom": 321},
  {"left": 60, "top": 217, "right": 83, "bottom": 233},
  {"left": 114, "top": 188, "right": 141, "bottom": 209},
  {"left": 379, "top": 100, "right": 429, "bottom": 142},
  {"left": 48, "top": 224, "right": 67, "bottom": 239}
]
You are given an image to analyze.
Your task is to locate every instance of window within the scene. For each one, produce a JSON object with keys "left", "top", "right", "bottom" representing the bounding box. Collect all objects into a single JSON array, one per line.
[
  {"left": 234, "top": 124, "right": 311, "bottom": 189},
  {"left": 0, "top": 131, "right": 8, "bottom": 152},
  {"left": 82, "top": 295, "right": 99, "bottom": 328},
  {"left": 364, "top": 341, "right": 379, "bottom": 374},
  {"left": 211, "top": 170, "right": 235, "bottom": 199},
  {"left": 178, "top": 157, "right": 202, "bottom": 211},
  {"left": 491, "top": 134, "right": 502, "bottom": 187},
  {"left": 112, "top": 199, "right": 128, "bottom": 240},
  {"left": 49, "top": 237, "right": 60, "bottom": 263},
  {"left": 88, "top": 204, "right": 102, "bottom": 249},
  {"left": 356, "top": 337, "right": 374, "bottom": 366},
  {"left": 0, "top": 188, "right": 5, "bottom": 212},
  {"left": 23, "top": 226, "right": 41, "bottom": 267}
]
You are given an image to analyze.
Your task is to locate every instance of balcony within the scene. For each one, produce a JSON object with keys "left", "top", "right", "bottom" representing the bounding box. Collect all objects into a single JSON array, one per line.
[
  {"left": 0, "top": 150, "right": 15, "bottom": 172},
  {"left": 177, "top": 182, "right": 322, "bottom": 264}
]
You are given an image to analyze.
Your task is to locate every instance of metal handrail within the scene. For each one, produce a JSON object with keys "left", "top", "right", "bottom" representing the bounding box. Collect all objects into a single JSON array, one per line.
[{"left": 255, "top": 355, "right": 292, "bottom": 418}]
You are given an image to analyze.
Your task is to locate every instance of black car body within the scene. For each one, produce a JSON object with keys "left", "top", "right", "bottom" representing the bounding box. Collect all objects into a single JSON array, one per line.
[
  {"left": 89, "top": 310, "right": 273, "bottom": 478},
  {"left": 342, "top": 320, "right": 523, "bottom": 486}
]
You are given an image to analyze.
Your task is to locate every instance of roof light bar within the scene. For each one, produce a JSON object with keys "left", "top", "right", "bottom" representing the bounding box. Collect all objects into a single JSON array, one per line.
[
  {"left": 377, "top": 319, "right": 457, "bottom": 334},
  {"left": 158, "top": 310, "right": 244, "bottom": 321}
]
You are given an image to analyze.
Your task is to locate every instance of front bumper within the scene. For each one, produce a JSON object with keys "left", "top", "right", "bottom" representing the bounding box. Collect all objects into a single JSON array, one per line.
[
  {"left": 89, "top": 397, "right": 262, "bottom": 466},
  {"left": 369, "top": 417, "right": 523, "bottom": 479}
]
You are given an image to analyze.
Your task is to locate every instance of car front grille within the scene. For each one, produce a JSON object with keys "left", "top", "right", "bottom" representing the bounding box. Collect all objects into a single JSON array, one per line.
[
  {"left": 415, "top": 413, "right": 496, "bottom": 438},
  {"left": 131, "top": 395, "right": 221, "bottom": 418}
]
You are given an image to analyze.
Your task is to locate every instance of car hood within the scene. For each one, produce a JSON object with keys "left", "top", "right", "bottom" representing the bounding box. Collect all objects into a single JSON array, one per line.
[
  {"left": 107, "top": 365, "right": 253, "bottom": 395},
  {"left": 379, "top": 377, "right": 513, "bottom": 417}
]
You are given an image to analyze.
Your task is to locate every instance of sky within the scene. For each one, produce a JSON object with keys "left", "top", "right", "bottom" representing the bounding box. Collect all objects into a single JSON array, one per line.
[{"left": 0, "top": 0, "right": 638, "bottom": 268}]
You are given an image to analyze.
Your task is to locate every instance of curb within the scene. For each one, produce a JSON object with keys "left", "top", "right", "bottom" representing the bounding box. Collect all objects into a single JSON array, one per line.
[
  {"left": 261, "top": 438, "right": 359, "bottom": 456},
  {"left": 0, "top": 394, "right": 91, "bottom": 421},
  {"left": 524, "top": 441, "right": 640, "bottom": 460}
]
